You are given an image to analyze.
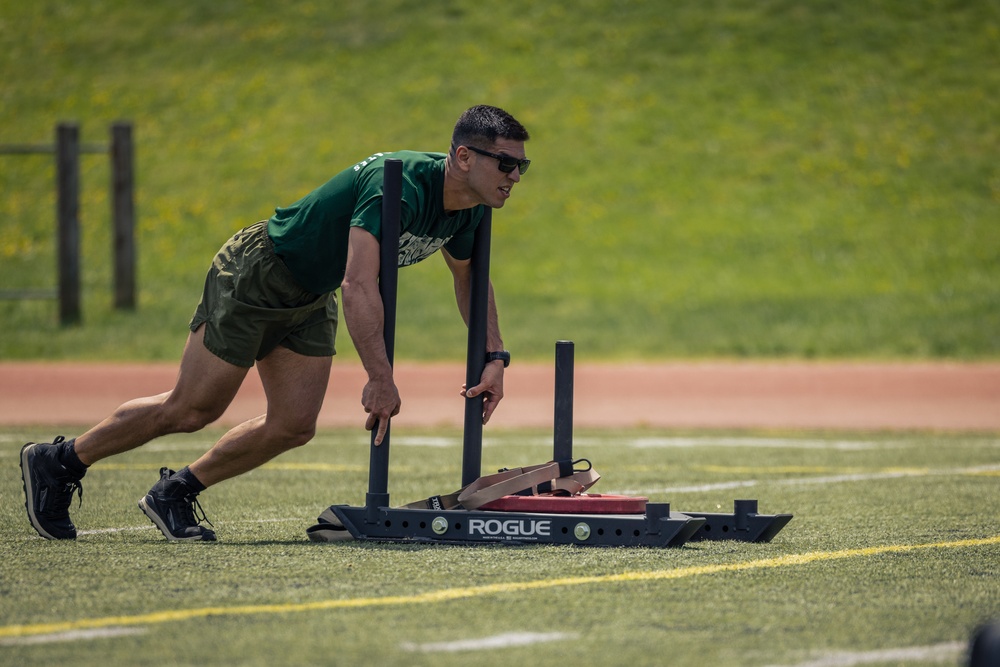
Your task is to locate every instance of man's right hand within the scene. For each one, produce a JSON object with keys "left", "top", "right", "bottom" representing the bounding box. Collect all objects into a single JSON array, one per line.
[
  {"left": 343, "top": 226, "right": 402, "bottom": 446},
  {"left": 361, "top": 377, "right": 401, "bottom": 445}
]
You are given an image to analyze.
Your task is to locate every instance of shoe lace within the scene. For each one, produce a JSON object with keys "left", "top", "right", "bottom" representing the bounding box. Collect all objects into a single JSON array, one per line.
[
  {"left": 49, "top": 435, "right": 84, "bottom": 510},
  {"left": 47, "top": 479, "right": 83, "bottom": 513},
  {"left": 180, "top": 493, "right": 214, "bottom": 529},
  {"left": 68, "top": 480, "right": 83, "bottom": 508}
]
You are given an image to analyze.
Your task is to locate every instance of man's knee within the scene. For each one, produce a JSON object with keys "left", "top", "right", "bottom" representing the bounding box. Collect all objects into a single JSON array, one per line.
[
  {"left": 269, "top": 420, "right": 317, "bottom": 450},
  {"left": 164, "top": 402, "right": 228, "bottom": 434},
  {"left": 285, "top": 423, "right": 317, "bottom": 448}
]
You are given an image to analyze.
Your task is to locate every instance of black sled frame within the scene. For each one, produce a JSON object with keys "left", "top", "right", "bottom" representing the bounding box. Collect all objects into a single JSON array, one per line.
[{"left": 318, "top": 159, "right": 792, "bottom": 547}]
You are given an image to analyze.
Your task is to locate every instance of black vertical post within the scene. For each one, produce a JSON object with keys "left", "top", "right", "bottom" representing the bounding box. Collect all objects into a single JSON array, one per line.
[
  {"left": 56, "top": 122, "right": 81, "bottom": 326},
  {"left": 365, "top": 158, "right": 402, "bottom": 520},
  {"left": 111, "top": 122, "right": 136, "bottom": 310},
  {"left": 735, "top": 499, "right": 758, "bottom": 532},
  {"left": 553, "top": 340, "right": 575, "bottom": 462},
  {"left": 461, "top": 208, "right": 492, "bottom": 487}
]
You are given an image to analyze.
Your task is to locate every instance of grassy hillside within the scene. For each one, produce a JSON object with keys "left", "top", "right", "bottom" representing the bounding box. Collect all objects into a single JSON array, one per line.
[{"left": 1, "top": 0, "right": 998, "bottom": 361}]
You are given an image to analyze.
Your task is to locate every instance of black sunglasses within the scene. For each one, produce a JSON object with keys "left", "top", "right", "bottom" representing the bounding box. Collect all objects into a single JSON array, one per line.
[{"left": 465, "top": 146, "right": 531, "bottom": 175}]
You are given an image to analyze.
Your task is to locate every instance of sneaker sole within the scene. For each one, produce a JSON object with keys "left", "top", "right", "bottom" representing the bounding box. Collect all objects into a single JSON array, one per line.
[
  {"left": 138, "top": 496, "right": 216, "bottom": 542},
  {"left": 20, "top": 442, "right": 73, "bottom": 541}
]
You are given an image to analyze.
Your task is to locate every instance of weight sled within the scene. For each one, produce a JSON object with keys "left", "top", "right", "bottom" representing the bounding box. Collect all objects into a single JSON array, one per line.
[{"left": 308, "top": 159, "right": 791, "bottom": 547}]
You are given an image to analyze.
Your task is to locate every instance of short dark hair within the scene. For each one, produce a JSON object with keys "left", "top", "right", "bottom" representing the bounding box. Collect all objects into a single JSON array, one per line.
[{"left": 451, "top": 105, "right": 530, "bottom": 150}]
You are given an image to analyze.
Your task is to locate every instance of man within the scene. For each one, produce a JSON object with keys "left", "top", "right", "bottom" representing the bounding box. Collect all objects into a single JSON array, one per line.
[{"left": 20, "top": 104, "right": 530, "bottom": 542}]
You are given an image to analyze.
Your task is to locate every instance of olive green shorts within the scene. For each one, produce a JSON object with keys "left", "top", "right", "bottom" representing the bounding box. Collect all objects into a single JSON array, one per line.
[{"left": 189, "top": 221, "right": 338, "bottom": 368}]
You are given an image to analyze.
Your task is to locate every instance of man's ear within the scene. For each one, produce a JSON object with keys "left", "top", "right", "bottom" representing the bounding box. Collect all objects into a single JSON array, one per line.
[{"left": 451, "top": 145, "right": 473, "bottom": 172}]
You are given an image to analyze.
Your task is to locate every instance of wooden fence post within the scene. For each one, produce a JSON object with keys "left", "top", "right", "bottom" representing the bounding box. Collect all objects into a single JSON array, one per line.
[
  {"left": 111, "top": 121, "right": 136, "bottom": 310},
  {"left": 56, "top": 122, "right": 81, "bottom": 325}
]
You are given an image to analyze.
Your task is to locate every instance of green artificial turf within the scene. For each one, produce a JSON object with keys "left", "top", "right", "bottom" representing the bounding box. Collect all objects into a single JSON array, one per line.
[{"left": 2, "top": 427, "right": 998, "bottom": 666}]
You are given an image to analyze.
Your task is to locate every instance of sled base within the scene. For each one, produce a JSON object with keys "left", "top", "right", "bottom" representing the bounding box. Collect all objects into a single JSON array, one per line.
[{"left": 327, "top": 502, "right": 703, "bottom": 547}]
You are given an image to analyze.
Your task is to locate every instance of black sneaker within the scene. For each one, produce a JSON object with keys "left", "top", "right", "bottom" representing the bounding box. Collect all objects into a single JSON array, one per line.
[
  {"left": 138, "top": 468, "right": 217, "bottom": 542},
  {"left": 20, "top": 436, "right": 84, "bottom": 540}
]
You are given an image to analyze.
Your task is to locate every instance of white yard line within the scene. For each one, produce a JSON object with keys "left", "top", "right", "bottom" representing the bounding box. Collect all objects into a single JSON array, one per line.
[
  {"left": 389, "top": 436, "right": 457, "bottom": 447},
  {"left": 77, "top": 525, "right": 157, "bottom": 536},
  {"left": 401, "top": 631, "right": 579, "bottom": 653},
  {"left": 614, "top": 479, "right": 763, "bottom": 494},
  {"left": 766, "top": 641, "right": 966, "bottom": 667},
  {"left": 0, "top": 626, "right": 148, "bottom": 646},
  {"left": 609, "top": 464, "right": 1000, "bottom": 496},
  {"left": 628, "top": 436, "right": 885, "bottom": 450},
  {"left": 74, "top": 517, "right": 301, "bottom": 536}
]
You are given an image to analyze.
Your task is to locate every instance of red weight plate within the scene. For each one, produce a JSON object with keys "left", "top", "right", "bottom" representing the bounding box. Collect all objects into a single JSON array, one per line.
[{"left": 480, "top": 494, "right": 648, "bottom": 514}]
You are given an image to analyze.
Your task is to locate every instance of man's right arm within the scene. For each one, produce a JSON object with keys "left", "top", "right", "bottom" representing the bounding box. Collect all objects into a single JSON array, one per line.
[{"left": 341, "top": 226, "right": 401, "bottom": 445}]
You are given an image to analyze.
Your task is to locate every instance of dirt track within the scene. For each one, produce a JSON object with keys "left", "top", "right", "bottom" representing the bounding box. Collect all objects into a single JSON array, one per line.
[{"left": 1, "top": 360, "right": 998, "bottom": 432}]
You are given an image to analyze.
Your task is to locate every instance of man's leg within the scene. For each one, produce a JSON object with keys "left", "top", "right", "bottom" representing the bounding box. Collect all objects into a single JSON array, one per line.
[
  {"left": 137, "top": 344, "right": 331, "bottom": 542},
  {"left": 187, "top": 345, "right": 332, "bottom": 487},
  {"left": 21, "top": 327, "right": 247, "bottom": 540},
  {"left": 74, "top": 327, "right": 250, "bottom": 464}
]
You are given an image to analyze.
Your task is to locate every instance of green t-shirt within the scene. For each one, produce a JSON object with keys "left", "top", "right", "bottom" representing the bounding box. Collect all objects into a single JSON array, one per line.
[{"left": 267, "top": 151, "right": 484, "bottom": 294}]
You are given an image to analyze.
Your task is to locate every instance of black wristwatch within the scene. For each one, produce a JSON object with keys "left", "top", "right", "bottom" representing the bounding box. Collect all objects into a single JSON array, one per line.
[{"left": 486, "top": 350, "right": 510, "bottom": 368}]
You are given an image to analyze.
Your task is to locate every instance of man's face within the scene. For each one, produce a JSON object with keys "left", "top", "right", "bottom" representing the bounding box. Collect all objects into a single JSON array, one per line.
[{"left": 466, "top": 138, "right": 527, "bottom": 209}]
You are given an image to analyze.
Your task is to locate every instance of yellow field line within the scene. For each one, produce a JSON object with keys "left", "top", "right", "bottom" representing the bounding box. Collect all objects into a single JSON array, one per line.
[
  {"left": 260, "top": 462, "right": 368, "bottom": 473},
  {"left": 94, "top": 462, "right": 367, "bottom": 473},
  {"left": 2, "top": 535, "right": 998, "bottom": 639}
]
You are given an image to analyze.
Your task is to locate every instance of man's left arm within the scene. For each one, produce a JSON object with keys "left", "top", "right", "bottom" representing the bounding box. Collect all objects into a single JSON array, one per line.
[{"left": 441, "top": 248, "right": 505, "bottom": 425}]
